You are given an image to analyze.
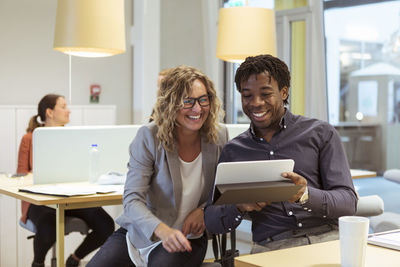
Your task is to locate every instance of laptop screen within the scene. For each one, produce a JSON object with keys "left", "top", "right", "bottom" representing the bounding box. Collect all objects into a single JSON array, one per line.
[{"left": 32, "top": 125, "right": 141, "bottom": 184}]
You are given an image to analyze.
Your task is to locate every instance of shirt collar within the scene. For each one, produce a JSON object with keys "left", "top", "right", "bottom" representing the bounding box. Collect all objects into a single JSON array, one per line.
[{"left": 249, "top": 108, "right": 289, "bottom": 138}]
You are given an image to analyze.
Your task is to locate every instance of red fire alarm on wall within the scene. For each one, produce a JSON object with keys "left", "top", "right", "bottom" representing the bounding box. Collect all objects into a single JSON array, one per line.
[{"left": 90, "top": 84, "right": 101, "bottom": 103}]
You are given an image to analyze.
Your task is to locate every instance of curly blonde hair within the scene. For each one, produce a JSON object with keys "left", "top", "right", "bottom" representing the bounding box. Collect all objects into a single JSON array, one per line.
[{"left": 152, "top": 65, "right": 224, "bottom": 151}]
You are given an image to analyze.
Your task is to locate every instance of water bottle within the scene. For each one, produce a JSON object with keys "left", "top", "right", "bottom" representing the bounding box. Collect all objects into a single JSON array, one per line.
[{"left": 89, "top": 144, "right": 100, "bottom": 183}]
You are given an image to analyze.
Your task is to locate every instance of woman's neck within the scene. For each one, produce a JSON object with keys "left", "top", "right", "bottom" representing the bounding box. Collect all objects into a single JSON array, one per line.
[
  {"left": 44, "top": 120, "right": 63, "bottom": 127},
  {"left": 176, "top": 129, "right": 201, "bottom": 162}
]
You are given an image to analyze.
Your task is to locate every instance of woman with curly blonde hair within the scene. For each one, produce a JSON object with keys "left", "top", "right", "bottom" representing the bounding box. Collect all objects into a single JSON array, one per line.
[
  {"left": 88, "top": 65, "right": 228, "bottom": 267},
  {"left": 152, "top": 65, "right": 223, "bottom": 150}
]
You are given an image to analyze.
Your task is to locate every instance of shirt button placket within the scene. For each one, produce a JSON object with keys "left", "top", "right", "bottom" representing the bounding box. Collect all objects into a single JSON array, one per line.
[{"left": 268, "top": 150, "right": 274, "bottom": 159}]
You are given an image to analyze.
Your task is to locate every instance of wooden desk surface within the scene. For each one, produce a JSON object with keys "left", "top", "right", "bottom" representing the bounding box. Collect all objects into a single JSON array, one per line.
[
  {"left": 351, "top": 169, "right": 377, "bottom": 179},
  {"left": 0, "top": 173, "right": 123, "bottom": 267},
  {"left": 0, "top": 174, "right": 122, "bottom": 207},
  {"left": 235, "top": 240, "right": 400, "bottom": 267}
]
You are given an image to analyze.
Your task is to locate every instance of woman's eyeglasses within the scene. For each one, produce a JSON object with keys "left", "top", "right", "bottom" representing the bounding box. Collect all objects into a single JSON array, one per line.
[{"left": 182, "top": 95, "right": 211, "bottom": 109}]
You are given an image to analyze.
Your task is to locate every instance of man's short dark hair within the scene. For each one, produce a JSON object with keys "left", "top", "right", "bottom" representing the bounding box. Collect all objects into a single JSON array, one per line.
[{"left": 235, "top": 54, "right": 290, "bottom": 105}]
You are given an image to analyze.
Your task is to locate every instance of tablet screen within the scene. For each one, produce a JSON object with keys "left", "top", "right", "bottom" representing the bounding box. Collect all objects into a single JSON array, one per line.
[{"left": 215, "top": 159, "right": 295, "bottom": 185}]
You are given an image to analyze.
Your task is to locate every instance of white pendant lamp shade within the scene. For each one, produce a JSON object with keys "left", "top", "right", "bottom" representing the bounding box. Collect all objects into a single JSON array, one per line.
[
  {"left": 216, "top": 7, "right": 277, "bottom": 63},
  {"left": 53, "top": 0, "right": 126, "bottom": 57}
]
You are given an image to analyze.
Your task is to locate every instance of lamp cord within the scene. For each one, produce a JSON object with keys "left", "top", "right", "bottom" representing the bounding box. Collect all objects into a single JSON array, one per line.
[{"left": 69, "top": 53, "right": 72, "bottom": 104}]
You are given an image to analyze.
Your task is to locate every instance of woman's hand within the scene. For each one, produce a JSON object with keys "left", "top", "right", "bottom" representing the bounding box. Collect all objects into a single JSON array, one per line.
[
  {"left": 182, "top": 207, "right": 205, "bottom": 236},
  {"left": 154, "top": 223, "right": 192, "bottom": 253}
]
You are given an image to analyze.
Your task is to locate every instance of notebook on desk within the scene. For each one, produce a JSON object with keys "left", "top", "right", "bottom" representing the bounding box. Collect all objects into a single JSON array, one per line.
[
  {"left": 212, "top": 159, "right": 302, "bottom": 205},
  {"left": 19, "top": 184, "right": 123, "bottom": 197},
  {"left": 32, "top": 125, "right": 141, "bottom": 184},
  {"left": 368, "top": 229, "right": 400, "bottom": 250}
]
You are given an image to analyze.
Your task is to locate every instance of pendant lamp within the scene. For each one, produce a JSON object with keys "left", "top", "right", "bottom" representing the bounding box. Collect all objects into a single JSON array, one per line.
[
  {"left": 53, "top": 0, "right": 126, "bottom": 57},
  {"left": 216, "top": 7, "right": 276, "bottom": 63},
  {"left": 53, "top": 0, "right": 126, "bottom": 104}
]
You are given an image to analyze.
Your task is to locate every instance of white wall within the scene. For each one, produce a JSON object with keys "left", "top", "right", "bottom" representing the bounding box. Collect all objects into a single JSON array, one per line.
[
  {"left": 131, "top": 0, "right": 161, "bottom": 124},
  {"left": 131, "top": 0, "right": 223, "bottom": 124},
  {"left": 0, "top": 0, "right": 133, "bottom": 125},
  {"left": 160, "top": 0, "right": 206, "bottom": 71},
  {"left": 161, "top": 0, "right": 223, "bottom": 98}
]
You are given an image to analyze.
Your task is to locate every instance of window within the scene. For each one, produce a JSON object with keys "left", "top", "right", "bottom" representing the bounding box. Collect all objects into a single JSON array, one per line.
[{"left": 324, "top": 0, "right": 400, "bottom": 173}]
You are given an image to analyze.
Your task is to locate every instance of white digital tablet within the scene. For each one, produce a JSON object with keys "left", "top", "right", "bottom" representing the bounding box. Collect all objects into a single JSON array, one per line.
[
  {"left": 212, "top": 159, "right": 299, "bottom": 205},
  {"left": 214, "top": 159, "right": 295, "bottom": 185}
]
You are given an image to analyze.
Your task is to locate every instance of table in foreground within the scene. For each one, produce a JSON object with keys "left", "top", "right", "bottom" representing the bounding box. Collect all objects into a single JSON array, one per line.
[
  {"left": 351, "top": 169, "right": 377, "bottom": 179},
  {"left": 234, "top": 240, "right": 400, "bottom": 267},
  {"left": 0, "top": 174, "right": 122, "bottom": 267}
]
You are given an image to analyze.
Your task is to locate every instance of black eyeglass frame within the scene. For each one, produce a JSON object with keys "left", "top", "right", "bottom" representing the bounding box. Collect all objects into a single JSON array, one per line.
[{"left": 182, "top": 94, "right": 212, "bottom": 109}]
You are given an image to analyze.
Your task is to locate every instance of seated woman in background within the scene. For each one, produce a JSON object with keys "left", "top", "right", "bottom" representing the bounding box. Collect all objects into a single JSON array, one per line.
[
  {"left": 87, "top": 66, "right": 228, "bottom": 267},
  {"left": 17, "top": 94, "right": 115, "bottom": 267}
]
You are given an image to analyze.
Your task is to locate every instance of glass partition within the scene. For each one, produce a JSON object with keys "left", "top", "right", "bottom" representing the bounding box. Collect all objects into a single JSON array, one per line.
[{"left": 324, "top": 0, "right": 400, "bottom": 173}]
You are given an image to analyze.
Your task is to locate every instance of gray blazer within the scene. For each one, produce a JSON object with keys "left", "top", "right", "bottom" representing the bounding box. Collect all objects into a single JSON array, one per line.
[{"left": 116, "top": 122, "right": 228, "bottom": 249}]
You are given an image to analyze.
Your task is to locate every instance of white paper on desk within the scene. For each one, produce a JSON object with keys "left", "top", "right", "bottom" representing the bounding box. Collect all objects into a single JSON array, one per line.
[
  {"left": 97, "top": 171, "right": 126, "bottom": 185},
  {"left": 94, "top": 185, "right": 124, "bottom": 194},
  {"left": 19, "top": 184, "right": 123, "bottom": 197},
  {"left": 368, "top": 229, "right": 400, "bottom": 250}
]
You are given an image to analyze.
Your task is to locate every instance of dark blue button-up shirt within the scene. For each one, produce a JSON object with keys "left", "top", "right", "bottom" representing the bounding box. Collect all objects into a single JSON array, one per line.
[{"left": 205, "top": 110, "right": 358, "bottom": 243}]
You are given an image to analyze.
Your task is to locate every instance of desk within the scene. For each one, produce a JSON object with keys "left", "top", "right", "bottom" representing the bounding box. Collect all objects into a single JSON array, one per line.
[
  {"left": 351, "top": 169, "right": 377, "bottom": 179},
  {"left": 0, "top": 174, "right": 122, "bottom": 267},
  {"left": 234, "top": 240, "right": 400, "bottom": 267}
]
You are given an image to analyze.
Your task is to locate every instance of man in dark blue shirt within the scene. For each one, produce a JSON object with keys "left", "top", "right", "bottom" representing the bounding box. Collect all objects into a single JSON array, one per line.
[{"left": 204, "top": 54, "right": 357, "bottom": 253}]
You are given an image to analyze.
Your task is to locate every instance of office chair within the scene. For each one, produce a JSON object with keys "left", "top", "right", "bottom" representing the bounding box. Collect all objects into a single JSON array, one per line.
[
  {"left": 19, "top": 217, "right": 89, "bottom": 267},
  {"left": 383, "top": 169, "right": 400, "bottom": 184},
  {"left": 355, "top": 195, "right": 384, "bottom": 217},
  {"left": 368, "top": 169, "right": 400, "bottom": 232}
]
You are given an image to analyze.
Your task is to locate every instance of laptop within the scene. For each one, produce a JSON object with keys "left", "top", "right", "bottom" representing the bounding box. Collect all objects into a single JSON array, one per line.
[
  {"left": 212, "top": 159, "right": 302, "bottom": 205},
  {"left": 32, "top": 125, "right": 141, "bottom": 184}
]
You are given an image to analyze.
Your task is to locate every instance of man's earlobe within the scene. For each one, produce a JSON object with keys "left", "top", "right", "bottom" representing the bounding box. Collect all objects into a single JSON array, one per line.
[{"left": 281, "top": 87, "right": 289, "bottom": 100}]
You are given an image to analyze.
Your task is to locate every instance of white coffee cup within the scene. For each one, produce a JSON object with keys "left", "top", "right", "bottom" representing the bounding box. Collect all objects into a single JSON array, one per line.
[{"left": 339, "top": 216, "right": 369, "bottom": 267}]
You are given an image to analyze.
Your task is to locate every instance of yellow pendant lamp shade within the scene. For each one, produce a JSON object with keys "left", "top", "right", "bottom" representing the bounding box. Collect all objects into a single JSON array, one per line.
[
  {"left": 216, "top": 7, "right": 277, "bottom": 63},
  {"left": 53, "top": 0, "right": 126, "bottom": 57}
]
